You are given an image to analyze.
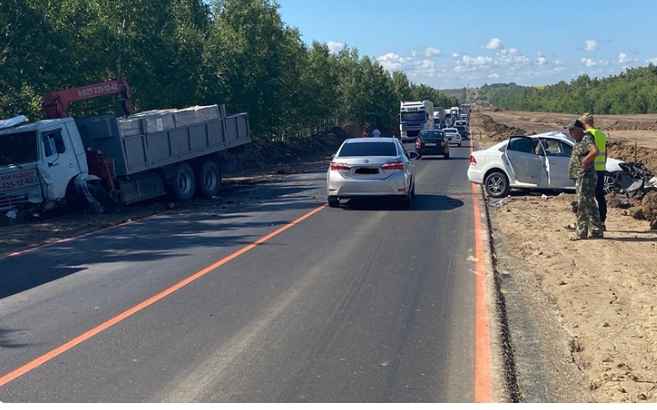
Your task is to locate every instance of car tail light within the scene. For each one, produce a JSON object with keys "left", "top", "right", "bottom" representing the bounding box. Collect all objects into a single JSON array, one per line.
[
  {"left": 381, "top": 161, "right": 404, "bottom": 171},
  {"left": 415, "top": 139, "right": 421, "bottom": 148},
  {"left": 469, "top": 155, "right": 477, "bottom": 165},
  {"left": 330, "top": 162, "right": 351, "bottom": 171},
  {"left": 441, "top": 141, "right": 445, "bottom": 146}
]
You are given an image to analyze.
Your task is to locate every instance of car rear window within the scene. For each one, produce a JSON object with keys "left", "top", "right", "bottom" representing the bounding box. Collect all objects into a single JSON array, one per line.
[
  {"left": 338, "top": 141, "right": 398, "bottom": 157},
  {"left": 419, "top": 131, "right": 444, "bottom": 139}
]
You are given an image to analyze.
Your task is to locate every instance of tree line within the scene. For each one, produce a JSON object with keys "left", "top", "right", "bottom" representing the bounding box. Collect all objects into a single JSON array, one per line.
[
  {"left": 0, "top": 0, "right": 458, "bottom": 139},
  {"left": 477, "top": 64, "right": 657, "bottom": 115}
]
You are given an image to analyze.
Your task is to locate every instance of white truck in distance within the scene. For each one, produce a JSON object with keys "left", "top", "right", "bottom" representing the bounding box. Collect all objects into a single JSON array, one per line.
[
  {"left": 399, "top": 100, "right": 434, "bottom": 142},
  {"left": 433, "top": 108, "right": 446, "bottom": 129},
  {"left": 450, "top": 106, "right": 460, "bottom": 120}
]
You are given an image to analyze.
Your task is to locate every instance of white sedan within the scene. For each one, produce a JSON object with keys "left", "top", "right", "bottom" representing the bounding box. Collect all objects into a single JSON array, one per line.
[
  {"left": 442, "top": 127, "right": 463, "bottom": 147},
  {"left": 467, "top": 131, "right": 624, "bottom": 198}
]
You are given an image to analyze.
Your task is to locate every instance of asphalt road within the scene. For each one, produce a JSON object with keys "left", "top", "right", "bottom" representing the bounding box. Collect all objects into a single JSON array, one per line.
[{"left": 0, "top": 142, "right": 484, "bottom": 402}]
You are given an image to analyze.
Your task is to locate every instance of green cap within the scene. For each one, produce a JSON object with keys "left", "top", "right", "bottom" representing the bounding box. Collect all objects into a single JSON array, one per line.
[{"left": 564, "top": 119, "right": 584, "bottom": 129}]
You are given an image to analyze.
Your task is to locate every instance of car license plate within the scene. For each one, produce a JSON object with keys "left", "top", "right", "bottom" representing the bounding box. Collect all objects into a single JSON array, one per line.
[
  {"left": 425, "top": 143, "right": 436, "bottom": 146},
  {"left": 355, "top": 168, "right": 379, "bottom": 175}
]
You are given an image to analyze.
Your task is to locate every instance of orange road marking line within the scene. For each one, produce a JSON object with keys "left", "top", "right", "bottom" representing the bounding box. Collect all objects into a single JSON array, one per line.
[
  {"left": 471, "top": 141, "right": 493, "bottom": 402},
  {"left": 0, "top": 204, "right": 327, "bottom": 388}
]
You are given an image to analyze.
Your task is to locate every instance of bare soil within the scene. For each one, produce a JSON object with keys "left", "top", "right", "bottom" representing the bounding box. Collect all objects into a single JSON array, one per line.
[{"left": 470, "top": 107, "right": 657, "bottom": 402}]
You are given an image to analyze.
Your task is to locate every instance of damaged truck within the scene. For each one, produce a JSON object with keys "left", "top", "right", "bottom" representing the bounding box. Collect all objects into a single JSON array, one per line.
[{"left": 0, "top": 77, "right": 251, "bottom": 218}]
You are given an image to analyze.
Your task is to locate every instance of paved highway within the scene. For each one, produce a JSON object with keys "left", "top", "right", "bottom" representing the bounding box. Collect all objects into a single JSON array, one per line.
[{"left": 0, "top": 142, "right": 490, "bottom": 402}]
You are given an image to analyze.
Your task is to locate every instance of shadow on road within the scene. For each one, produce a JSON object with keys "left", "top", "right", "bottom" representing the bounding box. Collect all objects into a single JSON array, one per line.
[{"left": 336, "top": 194, "right": 464, "bottom": 211}]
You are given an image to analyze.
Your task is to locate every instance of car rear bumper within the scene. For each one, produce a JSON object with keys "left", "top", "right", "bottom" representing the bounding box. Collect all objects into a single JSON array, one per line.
[
  {"left": 327, "top": 172, "right": 409, "bottom": 197},
  {"left": 467, "top": 167, "right": 485, "bottom": 184},
  {"left": 417, "top": 147, "right": 448, "bottom": 156}
]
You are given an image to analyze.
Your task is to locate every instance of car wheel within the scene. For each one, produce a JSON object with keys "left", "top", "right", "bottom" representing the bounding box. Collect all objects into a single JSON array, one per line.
[
  {"left": 603, "top": 171, "right": 621, "bottom": 194},
  {"left": 484, "top": 171, "right": 510, "bottom": 198},
  {"left": 399, "top": 191, "right": 412, "bottom": 208},
  {"left": 328, "top": 196, "right": 340, "bottom": 208},
  {"left": 458, "top": 142, "right": 462, "bottom": 147}
]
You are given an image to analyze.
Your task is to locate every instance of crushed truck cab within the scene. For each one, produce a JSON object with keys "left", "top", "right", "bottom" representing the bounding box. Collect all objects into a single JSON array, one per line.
[{"left": 1, "top": 117, "right": 90, "bottom": 213}]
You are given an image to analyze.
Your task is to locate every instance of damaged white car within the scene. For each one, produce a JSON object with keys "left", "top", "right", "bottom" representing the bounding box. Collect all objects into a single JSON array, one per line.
[{"left": 467, "top": 131, "right": 625, "bottom": 198}]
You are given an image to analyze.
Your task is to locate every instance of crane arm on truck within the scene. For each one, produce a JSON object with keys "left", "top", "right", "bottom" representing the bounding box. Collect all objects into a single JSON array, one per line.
[{"left": 42, "top": 76, "right": 135, "bottom": 119}]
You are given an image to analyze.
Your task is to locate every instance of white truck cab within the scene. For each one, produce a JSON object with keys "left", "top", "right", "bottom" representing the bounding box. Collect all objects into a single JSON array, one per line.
[{"left": 0, "top": 117, "right": 89, "bottom": 213}]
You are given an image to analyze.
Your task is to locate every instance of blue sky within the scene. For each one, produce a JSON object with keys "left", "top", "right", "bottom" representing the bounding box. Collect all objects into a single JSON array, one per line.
[{"left": 275, "top": 0, "right": 657, "bottom": 89}]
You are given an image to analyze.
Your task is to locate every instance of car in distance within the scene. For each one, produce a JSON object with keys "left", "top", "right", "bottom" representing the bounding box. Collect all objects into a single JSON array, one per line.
[
  {"left": 454, "top": 124, "right": 469, "bottom": 140},
  {"left": 327, "top": 138, "right": 417, "bottom": 208},
  {"left": 467, "top": 131, "right": 624, "bottom": 198},
  {"left": 415, "top": 129, "right": 450, "bottom": 159},
  {"left": 442, "top": 127, "right": 463, "bottom": 147}
]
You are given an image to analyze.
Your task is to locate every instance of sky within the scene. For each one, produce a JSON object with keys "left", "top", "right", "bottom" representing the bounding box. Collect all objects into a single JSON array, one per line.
[{"left": 274, "top": 0, "right": 657, "bottom": 90}]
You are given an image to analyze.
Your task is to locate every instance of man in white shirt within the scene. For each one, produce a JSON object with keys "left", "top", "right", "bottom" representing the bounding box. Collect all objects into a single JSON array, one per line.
[{"left": 372, "top": 127, "right": 381, "bottom": 138}]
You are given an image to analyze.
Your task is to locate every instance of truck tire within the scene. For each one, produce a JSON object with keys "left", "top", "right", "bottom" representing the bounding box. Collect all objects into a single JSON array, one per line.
[
  {"left": 172, "top": 162, "right": 196, "bottom": 201},
  {"left": 196, "top": 159, "right": 221, "bottom": 198}
]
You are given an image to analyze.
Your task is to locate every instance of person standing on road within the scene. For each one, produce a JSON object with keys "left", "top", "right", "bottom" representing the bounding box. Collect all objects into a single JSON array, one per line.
[
  {"left": 580, "top": 113, "right": 608, "bottom": 231},
  {"left": 372, "top": 127, "right": 382, "bottom": 138},
  {"left": 565, "top": 119, "right": 603, "bottom": 240},
  {"left": 361, "top": 129, "right": 368, "bottom": 137}
]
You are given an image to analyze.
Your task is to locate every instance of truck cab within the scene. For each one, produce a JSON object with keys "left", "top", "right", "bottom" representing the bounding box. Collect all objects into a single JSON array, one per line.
[{"left": 0, "top": 117, "right": 87, "bottom": 213}]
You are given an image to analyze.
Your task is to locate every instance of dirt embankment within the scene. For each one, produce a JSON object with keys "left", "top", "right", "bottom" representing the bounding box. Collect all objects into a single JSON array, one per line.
[
  {"left": 470, "top": 110, "right": 657, "bottom": 403},
  {"left": 475, "top": 114, "right": 527, "bottom": 141}
]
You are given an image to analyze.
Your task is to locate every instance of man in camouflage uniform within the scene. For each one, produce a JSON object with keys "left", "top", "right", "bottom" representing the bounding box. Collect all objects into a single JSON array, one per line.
[{"left": 566, "top": 119, "right": 603, "bottom": 240}]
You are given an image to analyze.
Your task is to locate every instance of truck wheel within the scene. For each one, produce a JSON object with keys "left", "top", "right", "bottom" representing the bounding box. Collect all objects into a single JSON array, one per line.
[
  {"left": 196, "top": 160, "right": 221, "bottom": 197},
  {"left": 172, "top": 162, "right": 196, "bottom": 201}
]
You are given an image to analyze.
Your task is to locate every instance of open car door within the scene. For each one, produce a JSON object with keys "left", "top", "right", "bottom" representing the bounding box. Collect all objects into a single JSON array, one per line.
[{"left": 504, "top": 136, "right": 545, "bottom": 185}]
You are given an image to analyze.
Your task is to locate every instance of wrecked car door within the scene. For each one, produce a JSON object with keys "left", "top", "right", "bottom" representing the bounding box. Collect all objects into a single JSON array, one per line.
[
  {"left": 504, "top": 136, "right": 545, "bottom": 185},
  {"left": 538, "top": 138, "right": 573, "bottom": 189}
]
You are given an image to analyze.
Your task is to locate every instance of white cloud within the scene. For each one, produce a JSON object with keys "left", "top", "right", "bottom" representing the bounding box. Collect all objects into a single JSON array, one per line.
[
  {"left": 326, "top": 41, "right": 345, "bottom": 54},
  {"left": 584, "top": 40, "right": 598, "bottom": 52},
  {"left": 424, "top": 47, "right": 441, "bottom": 57},
  {"left": 618, "top": 53, "right": 636, "bottom": 63},
  {"left": 647, "top": 57, "right": 657, "bottom": 64},
  {"left": 452, "top": 53, "right": 459, "bottom": 58},
  {"left": 482, "top": 38, "right": 503, "bottom": 50},
  {"left": 581, "top": 58, "right": 598, "bottom": 67},
  {"left": 376, "top": 52, "right": 411, "bottom": 71},
  {"left": 496, "top": 48, "right": 531, "bottom": 67},
  {"left": 536, "top": 56, "right": 548, "bottom": 66},
  {"left": 489, "top": 73, "right": 500, "bottom": 79}
]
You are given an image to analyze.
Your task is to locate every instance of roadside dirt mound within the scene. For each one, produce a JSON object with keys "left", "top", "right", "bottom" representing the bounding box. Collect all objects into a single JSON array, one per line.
[
  {"left": 607, "top": 141, "right": 657, "bottom": 175},
  {"left": 475, "top": 114, "right": 527, "bottom": 141},
  {"left": 597, "top": 119, "right": 657, "bottom": 132},
  {"left": 642, "top": 192, "right": 657, "bottom": 229}
]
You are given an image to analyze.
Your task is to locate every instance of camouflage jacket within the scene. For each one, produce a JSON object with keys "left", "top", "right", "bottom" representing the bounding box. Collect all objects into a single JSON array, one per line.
[{"left": 568, "top": 132, "right": 596, "bottom": 179}]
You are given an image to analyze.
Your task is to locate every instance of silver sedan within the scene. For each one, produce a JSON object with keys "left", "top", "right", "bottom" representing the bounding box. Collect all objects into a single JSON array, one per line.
[{"left": 326, "top": 138, "right": 418, "bottom": 208}]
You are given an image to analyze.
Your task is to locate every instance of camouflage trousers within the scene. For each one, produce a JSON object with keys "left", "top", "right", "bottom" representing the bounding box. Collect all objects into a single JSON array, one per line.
[{"left": 575, "top": 174, "right": 603, "bottom": 238}]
